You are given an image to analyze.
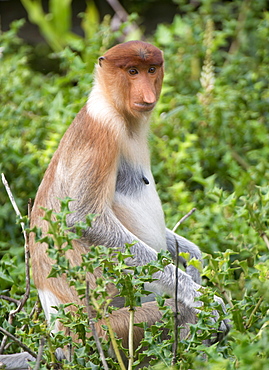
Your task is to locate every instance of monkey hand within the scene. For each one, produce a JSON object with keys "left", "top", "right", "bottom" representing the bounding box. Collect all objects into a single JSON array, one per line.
[
  {"left": 195, "top": 294, "right": 231, "bottom": 344},
  {"left": 183, "top": 282, "right": 230, "bottom": 344},
  {"left": 209, "top": 295, "right": 231, "bottom": 343}
]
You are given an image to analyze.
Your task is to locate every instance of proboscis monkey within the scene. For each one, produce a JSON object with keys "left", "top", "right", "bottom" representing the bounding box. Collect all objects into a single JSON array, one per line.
[{"left": 29, "top": 40, "right": 229, "bottom": 360}]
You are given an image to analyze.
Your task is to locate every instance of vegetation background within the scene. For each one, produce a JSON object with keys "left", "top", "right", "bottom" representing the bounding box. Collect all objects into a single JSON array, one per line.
[{"left": 1, "top": 0, "right": 269, "bottom": 368}]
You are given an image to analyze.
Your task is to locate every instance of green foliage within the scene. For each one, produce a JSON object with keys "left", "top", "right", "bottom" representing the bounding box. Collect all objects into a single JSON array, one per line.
[
  {"left": 1, "top": 0, "right": 269, "bottom": 368},
  {"left": 20, "top": 0, "right": 101, "bottom": 54}
]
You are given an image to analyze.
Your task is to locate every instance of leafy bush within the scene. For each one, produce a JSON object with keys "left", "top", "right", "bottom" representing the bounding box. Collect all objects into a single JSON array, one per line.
[{"left": 1, "top": 0, "right": 269, "bottom": 368}]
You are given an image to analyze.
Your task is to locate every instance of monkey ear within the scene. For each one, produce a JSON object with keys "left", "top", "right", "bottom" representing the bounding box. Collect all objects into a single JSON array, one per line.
[{"left": 98, "top": 56, "right": 105, "bottom": 66}]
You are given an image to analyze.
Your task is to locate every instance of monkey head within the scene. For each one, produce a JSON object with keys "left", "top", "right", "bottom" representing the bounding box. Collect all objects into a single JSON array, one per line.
[{"left": 96, "top": 41, "right": 164, "bottom": 119}]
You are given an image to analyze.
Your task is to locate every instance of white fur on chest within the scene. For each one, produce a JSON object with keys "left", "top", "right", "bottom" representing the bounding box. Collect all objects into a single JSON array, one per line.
[{"left": 113, "top": 174, "right": 167, "bottom": 252}]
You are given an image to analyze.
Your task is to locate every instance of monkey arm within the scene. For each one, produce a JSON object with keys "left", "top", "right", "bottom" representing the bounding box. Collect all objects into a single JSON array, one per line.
[{"left": 165, "top": 229, "right": 202, "bottom": 284}]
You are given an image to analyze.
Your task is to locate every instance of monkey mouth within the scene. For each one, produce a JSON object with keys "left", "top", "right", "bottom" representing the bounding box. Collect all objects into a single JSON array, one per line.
[{"left": 133, "top": 102, "right": 156, "bottom": 112}]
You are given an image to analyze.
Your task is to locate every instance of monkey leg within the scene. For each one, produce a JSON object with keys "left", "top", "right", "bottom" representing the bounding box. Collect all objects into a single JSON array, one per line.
[
  {"left": 95, "top": 298, "right": 196, "bottom": 348},
  {"left": 57, "top": 298, "right": 196, "bottom": 362},
  {"left": 94, "top": 299, "right": 196, "bottom": 367}
]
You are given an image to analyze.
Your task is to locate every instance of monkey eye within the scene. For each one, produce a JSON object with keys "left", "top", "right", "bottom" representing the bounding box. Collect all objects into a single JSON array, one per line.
[
  {"left": 148, "top": 67, "right": 156, "bottom": 74},
  {"left": 128, "top": 68, "right": 138, "bottom": 75}
]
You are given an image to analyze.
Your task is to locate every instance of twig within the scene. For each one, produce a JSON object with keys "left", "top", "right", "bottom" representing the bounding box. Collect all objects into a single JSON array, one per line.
[
  {"left": 1, "top": 174, "right": 26, "bottom": 229},
  {"left": 226, "top": 0, "right": 251, "bottom": 57},
  {"left": 261, "top": 233, "right": 269, "bottom": 251},
  {"left": 23, "top": 300, "right": 42, "bottom": 334},
  {"left": 172, "top": 238, "right": 180, "bottom": 366},
  {"left": 105, "top": 0, "right": 139, "bottom": 38},
  {"left": 230, "top": 149, "right": 249, "bottom": 171},
  {"left": 89, "top": 288, "right": 126, "bottom": 369},
  {"left": 221, "top": 289, "right": 234, "bottom": 309},
  {"left": 1, "top": 175, "right": 31, "bottom": 314},
  {"left": 128, "top": 308, "right": 134, "bottom": 370},
  {"left": 85, "top": 281, "right": 109, "bottom": 370},
  {"left": 0, "top": 296, "right": 20, "bottom": 305},
  {"left": 246, "top": 295, "right": 264, "bottom": 329},
  {"left": 172, "top": 208, "right": 197, "bottom": 365},
  {"left": 0, "top": 327, "right": 36, "bottom": 359},
  {"left": 172, "top": 208, "right": 197, "bottom": 233},
  {"left": 33, "top": 337, "right": 45, "bottom": 370},
  {"left": 104, "top": 315, "right": 126, "bottom": 370},
  {"left": 1, "top": 174, "right": 32, "bottom": 353},
  {"left": 106, "top": 0, "right": 129, "bottom": 22},
  {"left": 212, "top": 283, "right": 234, "bottom": 309},
  {"left": 0, "top": 293, "right": 25, "bottom": 351}
]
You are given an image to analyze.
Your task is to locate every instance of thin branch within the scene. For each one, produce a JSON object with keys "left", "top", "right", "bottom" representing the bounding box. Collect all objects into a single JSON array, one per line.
[
  {"left": 246, "top": 295, "right": 264, "bottom": 329},
  {"left": 261, "top": 233, "right": 269, "bottom": 251},
  {"left": 0, "top": 327, "right": 36, "bottom": 359},
  {"left": 1, "top": 175, "right": 31, "bottom": 314},
  {"left": 226, "top": 0, "right": 251, "bottom": 57},
  {"left": 0, "top": 293, "right": 23, "bottom": 352},
  {"left": 105, "top": 0, "right": 139, "bottom": 38},
  {"left": 33, "top": 337, "right": 45, "bottom": 370},
  {"left": 221, "top": 289, "right": 234, "bottom": 309},
  {"left": 86, "top": 281, "right": 109, "bottom": 370},
  {"left": 106, "top": 0, "right": 129, "bottom": 22},
  {"left": 128, "top": 308, "right": 134, "bottom": 370},
  {"left": 1, "top": 175, "right": 32, "bottom": 353},
  {"left": 171, "top": 238, "right": 179, "bottom": 366},
  {"left": 212, "top": 283, "right": 234, "bottom": 309},
  {"left": 0, "top": 296, "right": 20, "bottom": 305},
  {"left": 22, "top": 300, "right": 42, "bottom": 334},
  {"left": 172, "top": 208, "right": 197, "bottom": 365},
  {"left": 11, "top": 197, "right": 32, "bottom": 313},
  {"left": 172, "top": 208, "right": 197, "bottom": 233},
  {"left": 230, "top": 148, "right": 250, "bottom": 171},
  {"left": 89, "top": 288, "right": 126, "bottom": 369},
  {"left": 1, "top": 174, "right": 26, "bottom": 227},
  {"left": 104, "top": 314, "right": 126, "bottom": 370}
]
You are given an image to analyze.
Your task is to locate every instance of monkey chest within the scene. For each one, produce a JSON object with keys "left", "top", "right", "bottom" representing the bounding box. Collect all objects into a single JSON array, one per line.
[{"left": 113, "top": 163, "right": 166, "bottom": 251}]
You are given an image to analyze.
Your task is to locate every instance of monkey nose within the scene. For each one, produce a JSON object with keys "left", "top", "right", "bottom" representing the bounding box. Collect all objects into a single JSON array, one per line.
[
  {"left": 133, "top": 89, "right": 157, "bottom": 112},
  {"left": 143, "top": 91, "right": 156, "bottom": 105}
]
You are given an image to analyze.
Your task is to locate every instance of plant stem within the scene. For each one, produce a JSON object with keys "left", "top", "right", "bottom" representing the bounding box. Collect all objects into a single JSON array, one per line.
[
  {"left": 128, "top": 308, "right": 134, "bottom": 370},
  {"left": 261, "top": 233, "right": 269, "bottom": 251},
  {"left": 246, "top": 295, "right": 264, "bottom": 329},
  {"left": 33, "top": 337, "right": 45, "bottom": 370},
  {"left": 0, "top": 174, "right": 31, "bottom": 353},
  {"left": 86, "top": 282, "right": 109, "bottom": 370},
  {"left": 0, "top": 326, "right": 36, "bottom": 359},
  {"left": 172, "top": 208, "right": 197, "bottom": 365},
  {"left": 227, "top": 0, "right": 251, "bottom": 57},
  {"left": 172, "top": 238, "right": 179, "bottom": 366},
  {"left": 172, "top": 208, "right": 197, "bottom": 233},
  {"left": 104, "top": 315, "right": 126, "bottom": 370}
]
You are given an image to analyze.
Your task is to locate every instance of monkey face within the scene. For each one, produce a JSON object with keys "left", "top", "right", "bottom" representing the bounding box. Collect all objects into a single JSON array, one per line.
[{"left": 98, "top": 41, "right": 164, "bottom": 118}]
